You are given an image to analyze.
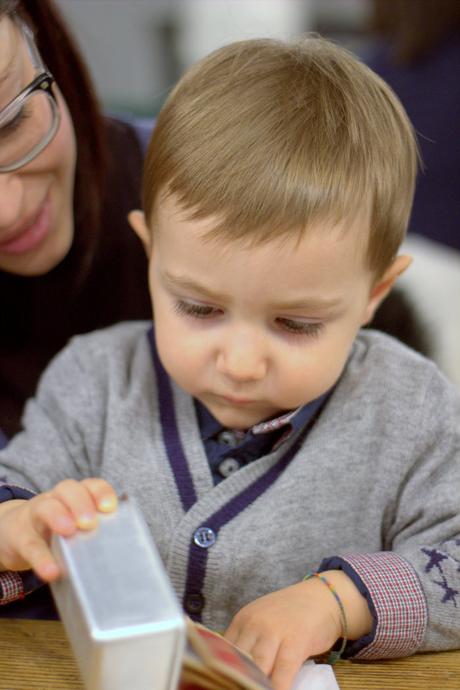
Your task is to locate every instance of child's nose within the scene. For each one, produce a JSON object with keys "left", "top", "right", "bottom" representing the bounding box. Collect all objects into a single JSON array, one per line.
[
  {"left": 216, "top": 332, "right": 268, "bottom": 382},
  {"left": 0, "top": 173, "right": 24, "bottom": 230}
]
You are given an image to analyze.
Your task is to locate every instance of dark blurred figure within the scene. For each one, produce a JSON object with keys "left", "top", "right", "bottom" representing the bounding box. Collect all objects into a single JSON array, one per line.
[
  {"left": 365, "top": 0, "right": 460, "bottom": 360},
  {"left": 369, "top": 287, "right": 432, "bottom": 357},
  {"left": 366, "top": 0, "right": 460, "bottom": 252}
]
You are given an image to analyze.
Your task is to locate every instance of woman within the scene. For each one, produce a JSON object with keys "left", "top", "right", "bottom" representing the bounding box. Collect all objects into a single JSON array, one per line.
[{"left": 0, "top": 0, "right": 151, "bottom": 443}]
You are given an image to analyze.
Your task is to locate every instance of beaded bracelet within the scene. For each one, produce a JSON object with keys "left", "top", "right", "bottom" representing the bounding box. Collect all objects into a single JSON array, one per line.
[{"left": 303, "top": 571, "right": 348, "bottom": 664}]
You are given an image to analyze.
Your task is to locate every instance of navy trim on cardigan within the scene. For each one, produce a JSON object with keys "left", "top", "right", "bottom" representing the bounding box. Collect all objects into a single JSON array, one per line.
[
  {"left": 148, "top": 327, "right": 323, "bottom": 622},
  {"left": 183, "top": 425, "right": 311, "bottom": 620},
  {"left": 148, "top": 328, "right": 197, "bottom": 511}
]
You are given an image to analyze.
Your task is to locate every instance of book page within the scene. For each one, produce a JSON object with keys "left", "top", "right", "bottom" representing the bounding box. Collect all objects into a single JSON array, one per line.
[{"left": 183, "top": 620, "right": 340, "bottom": 690}]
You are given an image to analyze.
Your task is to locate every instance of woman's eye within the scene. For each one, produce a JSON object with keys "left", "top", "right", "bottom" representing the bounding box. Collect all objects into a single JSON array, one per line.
[
  {"left": 174, "top": 300, "right": 219, "bottom": 319},
  {"left": 0, "top": 107, "right": 30, "bottom": 139},
  {"left": 277, "top": 318, "right": 323, "bottom": 337}
]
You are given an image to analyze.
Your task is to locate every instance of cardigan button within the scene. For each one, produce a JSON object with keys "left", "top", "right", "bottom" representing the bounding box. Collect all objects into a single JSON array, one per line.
[
  {"left": 218, "top": 430, "right": 240, "bottom": 446},
  {"left": 184, "top": 592, "right": 205, "bottom": 615},
  {"left": 193, "top": 526, "right": 216, "bottom": 548},
  {"left": 218, "top": 457, "right": 240, "bottom": 477}
]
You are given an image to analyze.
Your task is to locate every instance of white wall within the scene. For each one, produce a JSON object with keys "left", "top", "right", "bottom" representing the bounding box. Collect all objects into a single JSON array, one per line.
[{"left": 56, "top": 0, "right": 319, "bottom": 114}]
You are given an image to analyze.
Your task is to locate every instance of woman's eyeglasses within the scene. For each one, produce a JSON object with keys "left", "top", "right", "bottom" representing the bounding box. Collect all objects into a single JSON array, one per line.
[{"left": 0, "top": 20, "right": 60, "bottom": 173}]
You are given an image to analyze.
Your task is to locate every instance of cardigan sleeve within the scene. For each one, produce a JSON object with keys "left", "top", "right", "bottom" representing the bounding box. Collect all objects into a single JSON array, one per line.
[
  {"left": 320, "top": 367, "right": 460, "bottom": 659},
  {"left": 0, "top": 340, "right": 100, "bottom": 605},
  {"left": 0, "top": 340, "right": 99, "bottom": 494}
]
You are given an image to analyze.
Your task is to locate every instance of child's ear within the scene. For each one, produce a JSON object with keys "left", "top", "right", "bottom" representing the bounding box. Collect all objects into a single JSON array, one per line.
[
  {"left": 362, "top": 254, "right": 412, "bottom": 325},
  {"left": 128, "top": 210, "right": 152, "bottom": 257}
]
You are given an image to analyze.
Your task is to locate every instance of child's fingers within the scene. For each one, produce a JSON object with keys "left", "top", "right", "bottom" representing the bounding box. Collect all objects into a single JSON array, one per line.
[
  {"left": 51, "top": 479, "right": 100, "bottom": 530},
  {"left": 222, "top": 619, "right": 240, "bottom": 646},
  {"left": 0, "top": 480, "right": 118, "bottom": 579},
  {"left": 0, "top": 497, "right": 71, "bottom": 576},
  {"left": 246, "top": 636, "right": 279, "bottom": 677},
  {"left": 270, "top": 641, "right": 307, "bottom": 690},
  {"left": 32, "top": 493, "right": 77, "bottom": 537},
  {"left": 50, "top": 478, "right": 117, "bottom": 531},
  {"left": 224, "top": 620, "right": 278, "bottom": 676},
  {"left": 80, "top": 478, "right": 118, "bottom": 513},
  {"left": 31, "top": 480, "right": 116, "bottom": 578},
  {"left": 227, "top": 629, "right": 259, "bottom": 659},
  {"left": 20, "top": 536, "right": 61, "bottom": 582}
]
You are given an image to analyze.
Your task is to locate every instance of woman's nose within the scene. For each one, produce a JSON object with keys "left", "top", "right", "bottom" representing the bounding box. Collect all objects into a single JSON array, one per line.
[
  {"left": 216, "top": 332, "right": 268, "bottom": 382},
  {"left": 0, "top": 174, "right": 24, "bottom": 229}
]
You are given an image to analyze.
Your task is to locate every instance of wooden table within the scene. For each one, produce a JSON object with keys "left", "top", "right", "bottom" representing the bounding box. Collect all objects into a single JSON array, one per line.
[{"left": 0, "top": 619, "right": 459, "bottom": 690}]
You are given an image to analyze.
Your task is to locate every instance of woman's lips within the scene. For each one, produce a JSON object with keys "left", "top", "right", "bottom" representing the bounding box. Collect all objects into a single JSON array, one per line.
[{"left": 0, "top": 196, "right": 52, "bottom": 255}]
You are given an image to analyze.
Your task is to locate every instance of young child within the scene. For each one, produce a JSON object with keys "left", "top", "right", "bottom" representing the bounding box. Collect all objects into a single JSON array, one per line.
[{"left": 0, "top": 36, "right": 459, "bottom": 690}]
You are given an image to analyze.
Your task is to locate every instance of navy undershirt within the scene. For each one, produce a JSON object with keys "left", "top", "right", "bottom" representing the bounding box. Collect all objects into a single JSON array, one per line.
[{"left": 195, "top": 392, "right": 330, "bottom": 484}]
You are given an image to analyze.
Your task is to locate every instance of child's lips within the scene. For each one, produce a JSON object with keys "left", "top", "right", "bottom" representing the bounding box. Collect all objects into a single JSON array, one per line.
[
  {"left": 220, "top": 395, "right": 257, "bottom": 406},
  {"left": 0, "top": 195, "right": 52, "bottom": 255}
]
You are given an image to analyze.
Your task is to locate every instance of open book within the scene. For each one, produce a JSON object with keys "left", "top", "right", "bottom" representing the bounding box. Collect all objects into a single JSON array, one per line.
[
  {"left": 181, "top": 620, "right": 272, "bottom": 690},
  {"left": 181, "top": 620, "right": 339, "bottom": 690},
  {"left": 51, "top": 496, "right": 338, "bottom": 690}
]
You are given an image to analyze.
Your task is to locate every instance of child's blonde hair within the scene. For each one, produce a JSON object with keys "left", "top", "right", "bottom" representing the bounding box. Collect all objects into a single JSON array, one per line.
[{"left": 143, "top": 36, "right": 418, "bottom": 276}]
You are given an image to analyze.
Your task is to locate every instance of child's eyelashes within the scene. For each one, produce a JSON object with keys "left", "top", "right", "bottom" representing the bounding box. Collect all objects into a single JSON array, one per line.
[
  {"left": 174, "top": 300, "right": 323, "bottom": 338},
  {"left": 174, "top": 300, "right": 219, "bottom": 319},
  {"left": 276, "top": 318, "right": 324, "bottom": 338}
]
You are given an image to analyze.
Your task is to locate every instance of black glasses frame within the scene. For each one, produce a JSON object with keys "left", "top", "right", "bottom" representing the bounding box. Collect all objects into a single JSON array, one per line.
[{"left": 0, "top": 20, "right": 60, "bottom": 173}]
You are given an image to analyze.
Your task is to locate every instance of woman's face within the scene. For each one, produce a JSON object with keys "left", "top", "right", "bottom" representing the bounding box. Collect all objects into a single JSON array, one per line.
[{"left": 0, "top": 16, "right": 77, "bottom": 276}]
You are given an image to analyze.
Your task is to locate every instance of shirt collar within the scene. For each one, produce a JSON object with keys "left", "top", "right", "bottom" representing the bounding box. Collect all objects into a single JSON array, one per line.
[{"left": 195, "top": 391, "right": 330, "bottom": 444}]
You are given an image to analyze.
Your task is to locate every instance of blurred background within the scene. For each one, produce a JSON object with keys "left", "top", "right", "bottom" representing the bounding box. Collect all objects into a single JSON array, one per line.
[
  {"left": 56, "top": 0, "right": 374, "bottom": 117},
  {"left": 56, "top": 0, "right": 460, "bottom": 387}
]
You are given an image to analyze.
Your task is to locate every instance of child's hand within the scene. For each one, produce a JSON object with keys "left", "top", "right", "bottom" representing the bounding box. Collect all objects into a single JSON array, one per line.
[
  {"left": 224, "top": 572, "right": 372, "bottom": 690},
  {"left": 0, "top": 478, "right": 117, "bottom": 582},
  {"left": 224, "top": 578, "right": 340, "bottom": 690}
]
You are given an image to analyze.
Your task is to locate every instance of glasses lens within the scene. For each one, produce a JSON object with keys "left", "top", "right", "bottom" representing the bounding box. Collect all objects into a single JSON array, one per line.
[{"left": 0, "top": 89, "right": 59, "bottom": 172}]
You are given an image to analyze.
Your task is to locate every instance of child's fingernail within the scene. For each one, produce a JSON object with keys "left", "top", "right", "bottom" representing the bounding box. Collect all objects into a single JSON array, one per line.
[
  {"left": 77, "top": 514, "right": 98, "bottom": 530},
  {"left": 98, "top": 496, "right": 118, "bottom": 512}
]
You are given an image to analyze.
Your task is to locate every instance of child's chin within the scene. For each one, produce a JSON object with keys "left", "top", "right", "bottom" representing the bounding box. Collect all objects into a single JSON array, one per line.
[{"left": 210, "top": 406, "right": 266, "bottom": 431}]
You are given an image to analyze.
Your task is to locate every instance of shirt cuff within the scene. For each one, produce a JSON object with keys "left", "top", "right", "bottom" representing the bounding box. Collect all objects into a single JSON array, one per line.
[
  {"left": 0, "top": 570, "right": 43, "bottom": 605},
  {"left": 0, "top": 482, "right": 36, "bottom": 502},
  {"left": 319, "top": 552, "right": 427, "bottom": 659}
]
